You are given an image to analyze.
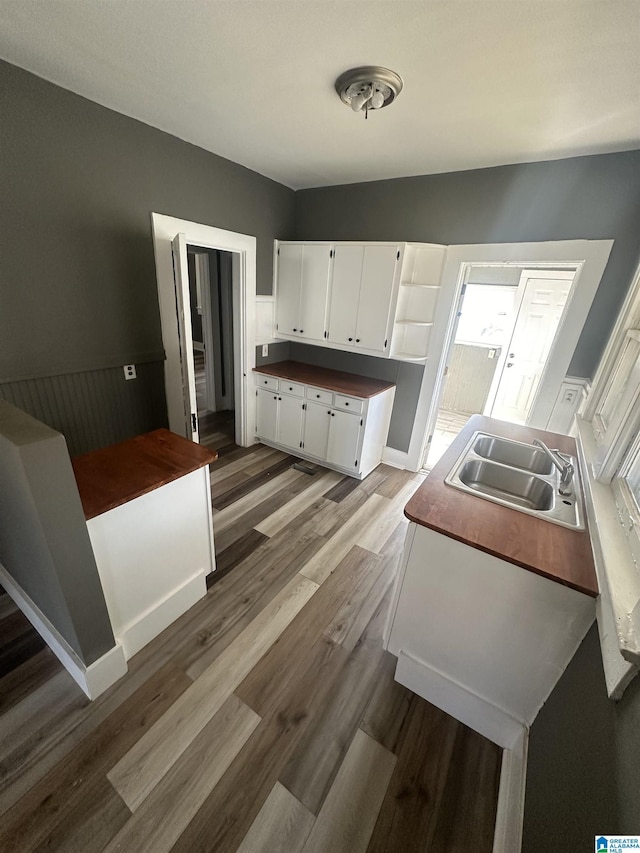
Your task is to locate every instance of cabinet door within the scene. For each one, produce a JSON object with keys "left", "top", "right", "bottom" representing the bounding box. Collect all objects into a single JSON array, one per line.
[
  {"left": 328, "top": 245, "right": 363, "bottom": 345},
  {"left": 327, "top": 409, "right": 362, "bottom": 471},
  {"left": 299, "top": 245, "right": 332, "bottom": 342},
  {"left": 277, "top": 394, "right": 305, "bottom": 450},
  {"left": 355, "top": 245, "right": 399, "bottom": 352},
  {"left": 276, "top": 244, "right": 303, "bottom": 336},
  {"left": 256, "top": 388, "right": 278, "bottom": 442},
  {"left": 303, "top": 400, "right": 331, "bottom": 458}
]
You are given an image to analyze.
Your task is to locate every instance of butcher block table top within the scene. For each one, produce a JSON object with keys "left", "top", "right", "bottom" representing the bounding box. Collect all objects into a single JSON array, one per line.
[
  {"left": 253, "top": 361, "right": 395, "bottom": 398},
  {"left": 73, "top": 428, "right": 217, "bottom": 520},
  {"left": 405, "top": 414, "right": 598, "bottom": 598}
]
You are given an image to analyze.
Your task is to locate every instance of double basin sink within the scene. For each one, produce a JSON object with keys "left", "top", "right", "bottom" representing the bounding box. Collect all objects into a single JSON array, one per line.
[{"left": 445, "top": 431, "right": 584, "bottom": 530}]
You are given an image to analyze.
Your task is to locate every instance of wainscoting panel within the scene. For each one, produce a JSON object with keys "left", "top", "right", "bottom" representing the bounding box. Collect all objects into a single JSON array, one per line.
[{"left": 0, "top": 362, "right": 168, "bottom": 456}]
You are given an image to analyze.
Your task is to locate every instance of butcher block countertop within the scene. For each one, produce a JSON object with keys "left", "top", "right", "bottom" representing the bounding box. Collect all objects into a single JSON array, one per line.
[
  {"left": 254, "top": 361, "right": 395, "bottom": 398},
  {"left": 73, "top": 428, "right": 217, "bottom": 520},
  {"left": 405, "top": 414, "right": 598, "bottom": 598}
]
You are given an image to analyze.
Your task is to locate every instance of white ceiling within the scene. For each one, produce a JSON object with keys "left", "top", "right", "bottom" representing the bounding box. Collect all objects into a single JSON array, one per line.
[{"left": 1, "top": 0, "right": 639, "bottom": 190}]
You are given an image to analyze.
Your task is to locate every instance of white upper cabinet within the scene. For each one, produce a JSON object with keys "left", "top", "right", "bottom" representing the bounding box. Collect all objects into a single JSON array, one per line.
[
  {"left": 355, "top": 245, "right": 401, "bottom": 351},
  {"left": 275, "top": 243, "right": 331, "bottom": 343},
  {"left": 274, "top": 240, "right": 446, "bottom": 361}
]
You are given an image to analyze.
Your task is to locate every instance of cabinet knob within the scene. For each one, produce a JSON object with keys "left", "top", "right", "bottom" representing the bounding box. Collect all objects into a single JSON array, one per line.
[
  {"left": 316, "top": 394, "right": 320, "bottom": 398},
  {"left": 273, "top": 395, "right": 277, "bottom": 400},
  {"left": 356, "top": 338, "right": 360, "bottom": 343},
  {"left": 345, "top": 402, "right": 349, "bottom": 406},
  {"left": 264, "top": 380, "right": 267, "bottom": 384},
  {"left": 293, "top": 328, "right": 298, "bottom": 332},
  {"left": 278, "top": 397, "right": 282, "bottom": 400},
  {"left": 331, "top": 413, "right": 335, "bottom": 417},
  {"left": 289, "top": 386, "right": 293, "bottom": 390},
  {"left": 300, "top": 329, "right": 304, "bottom": 333},
  {"left": 348, "top": 337, "right": 353, "bottom": 342},
  {"left": 327, "top": 410, "right": 331, "bottom": 414}
]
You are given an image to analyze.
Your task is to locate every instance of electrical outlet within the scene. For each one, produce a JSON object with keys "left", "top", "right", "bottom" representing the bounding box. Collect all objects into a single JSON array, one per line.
[
  {"left": 261, "top": 344, "right": 269, "bottom": 357},
  {"left": 124, "top": 364, "right": 137, "bottom": 380},
  {"left": 563, "top": 389, "right": 577, "bottom": 404},
  {"left": 488, "top": 348, "right": 496, "bottom": 359}
]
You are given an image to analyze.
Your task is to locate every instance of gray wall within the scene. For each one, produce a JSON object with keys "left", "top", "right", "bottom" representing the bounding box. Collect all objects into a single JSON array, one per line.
[
  {"left": 289, "top": 343, "right": 423, "bottom": 452},
  {"left": 294, "top": 150, "right": 640, "bottom": 380},
  {"left": 522, "top": 625, "right": 640, "bottom": 846},
  {"left": 0, "top": 402, "right": 115, "bottom": 665},
  {"left": 1, "top": 59, "right": 294, "bottom": 449}
]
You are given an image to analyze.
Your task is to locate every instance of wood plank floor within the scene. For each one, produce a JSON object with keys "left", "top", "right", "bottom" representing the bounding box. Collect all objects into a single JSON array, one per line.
[{"left": 0, "top": 444, "right": 502, "bottom": 852}]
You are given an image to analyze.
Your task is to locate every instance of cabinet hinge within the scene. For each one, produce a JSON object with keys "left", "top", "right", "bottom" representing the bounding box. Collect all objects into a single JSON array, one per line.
[
  {"left": 384, "top": 338, "right": 388, "bottom": 348},
  {"left": 330, "top": 249, "right": 333, "bottom": 258},
  {"left": 360, "top": 419, "right": 363, "bottom": 426},
  {"left": 191, "top": 413, "right": 197, "bottom": 433},
  {"left": 355, "top": 459, "right": 358, "bottom": 467},
  {"left": 302, "top": 403, "right": 306, "bottom": 410},
  {"left": 396, "top": 250, "right": 400, "bottom": 260},
  {"left": 324, "top": 331, "right": 327, "bottom": 339},
  {"left": 277, "top": 248, "right": 280, "bottom": 256},
  {"left": 300, "top": 441, "right": 303, "bottom": 448}
]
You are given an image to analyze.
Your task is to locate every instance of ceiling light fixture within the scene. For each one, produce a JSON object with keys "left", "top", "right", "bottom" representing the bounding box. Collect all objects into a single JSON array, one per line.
[{"left": 335, "top": 66, "right": 403, "bottom": 119}]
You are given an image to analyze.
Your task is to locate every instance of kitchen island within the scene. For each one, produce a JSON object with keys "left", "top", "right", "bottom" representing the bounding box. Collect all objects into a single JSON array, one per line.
[
  {"left": 385, "top": 415, "right": 597, "bottom": 749},
  {"left": 73, "top": 429, "right": 217, "bottom": 660}
]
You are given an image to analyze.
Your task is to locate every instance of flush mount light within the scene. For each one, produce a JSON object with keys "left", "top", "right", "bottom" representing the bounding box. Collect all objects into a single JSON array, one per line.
[{"left": 335, "top": 66, "right": 403, "bottom": 118}]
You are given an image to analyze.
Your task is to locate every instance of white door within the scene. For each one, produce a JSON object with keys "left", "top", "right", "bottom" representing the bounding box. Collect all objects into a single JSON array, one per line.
[
  {"left": 328, "top": 245, "right": 363, "bottom": 345},
  {"left": 490, "top": 271, "right": 574, "bottom": 424},
  {"left": 278, "top": 394, "right": 304, "bottom": 450},
  {"left": 171, "top": 233, "right": 198, "bottom": 440},
  {"left": 355, "top": 245, "right": 399, "bottom": 352},
  {"left": 256, "top": 388, "right": 278, "bottom": 443},
  {"left": 299, "top": 245, "right": 332, "bottom": 342},
  {"left": 276, "top": 244, "right": 303, "bottom": 336},
  {"left": 304, "top": 401, "right": 331, "bottom": 458},
  {"left": 327, "top": 410, "right": 362, "bottom": 471}
]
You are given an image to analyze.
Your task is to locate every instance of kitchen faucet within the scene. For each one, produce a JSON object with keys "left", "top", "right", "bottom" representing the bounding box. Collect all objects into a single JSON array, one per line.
[{"left": 532, "top": 439, "right": 574, "bottom": 496}]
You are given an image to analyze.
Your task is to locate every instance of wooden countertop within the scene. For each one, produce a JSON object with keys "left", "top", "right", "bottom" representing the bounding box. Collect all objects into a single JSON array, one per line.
[
  {"left": 73, "top": 429, "right": 217, "bottom": 520},
  {"left": 405, "top": 414, "right": 598, "bottom": 597},
  {"left": 253, "top": 361, "right": 395, "bottom": 398}
]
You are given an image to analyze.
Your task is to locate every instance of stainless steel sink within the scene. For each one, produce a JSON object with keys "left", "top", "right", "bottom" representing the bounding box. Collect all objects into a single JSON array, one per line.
[
  {"left": 458, "top": 459, "right": 554, "bottom": 510},
  {"left": 472, "top": 435, "right": 553, "bottom": 475},
  {"left": 445, "top": 431, "right": 584, "bottom": 530}
]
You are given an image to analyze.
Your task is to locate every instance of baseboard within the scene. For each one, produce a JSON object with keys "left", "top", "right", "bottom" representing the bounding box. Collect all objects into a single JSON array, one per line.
[
  {"left": 117, "top": 571, "right": 207, "bottom": 660},
  {"left": 381, "top": 446, "right": 410, "bottom": 469},
  {"left": 0, "top": 563, "right": 127, "bottom": 700},
  {"left": 395, "top": 649, "right": 525, "bottom": 749},
  {"left": 493, "top": 728, "right": 529, "bottom": 853}
]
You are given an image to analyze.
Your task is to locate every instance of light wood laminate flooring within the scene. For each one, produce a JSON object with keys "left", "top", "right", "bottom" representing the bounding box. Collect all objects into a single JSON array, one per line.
[{"left": 0, "top": 444, "right": 502, "bottom": 852}]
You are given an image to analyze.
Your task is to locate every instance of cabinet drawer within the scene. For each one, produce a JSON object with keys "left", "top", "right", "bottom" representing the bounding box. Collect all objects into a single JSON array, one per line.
[
  {"left": 306, "top": 387, "right": 333, "bottom": 405},
  {"left": 333, "top": 394, "right": 364, "bottom": 414},
  {"left": 256, "top": 374, "right": 278, "bottom": 391},
  {"left": 279, "top": 380, "right": 305, "bottom": 397}
]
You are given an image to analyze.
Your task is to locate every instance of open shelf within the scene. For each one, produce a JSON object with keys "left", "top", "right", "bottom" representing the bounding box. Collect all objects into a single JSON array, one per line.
[
  {"left": 395, "top": 319, "right": 434, "bottom": 327},
  {"left": 389, "top": 351, "right": 428, "bottom": 363}
]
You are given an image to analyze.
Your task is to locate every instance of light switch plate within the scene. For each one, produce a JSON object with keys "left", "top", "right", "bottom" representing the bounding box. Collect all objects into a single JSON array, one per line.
[{"left": 262, "top": 344, "right": 269, "bottom": 357}]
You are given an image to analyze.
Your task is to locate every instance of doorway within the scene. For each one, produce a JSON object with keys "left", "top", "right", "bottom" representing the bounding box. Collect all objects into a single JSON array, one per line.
[
  {"left": 424, "top": 266, "right": 577, "bottom": 469},
  {"left": 188, "top": 247, "right": 236, "bottom": 449},
  {"left": 151, "top": 213, "right": 257, "bottom": 450}
]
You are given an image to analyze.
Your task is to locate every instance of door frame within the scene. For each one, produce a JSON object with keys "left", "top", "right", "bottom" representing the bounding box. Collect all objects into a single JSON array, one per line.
[
  {"left": 151, "top": 213, "right": 256, "bottom": 447},
  {"left": 406, "top": 239, "right": 613, "bottom": 471}
]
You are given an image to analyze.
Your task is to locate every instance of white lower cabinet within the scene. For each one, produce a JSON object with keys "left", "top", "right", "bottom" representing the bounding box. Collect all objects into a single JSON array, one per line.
[
  {"left": 303, "top": 400, "right": 331, "bottom": 459},
  {"left": 255, "top": 372, "right": 395, "bottom": 479},
  {"left": 256, "top": 388, "right": 304, "bottom": 451},
  {"left": 326, "top": 409, "right": 362, "bottom": 470}
]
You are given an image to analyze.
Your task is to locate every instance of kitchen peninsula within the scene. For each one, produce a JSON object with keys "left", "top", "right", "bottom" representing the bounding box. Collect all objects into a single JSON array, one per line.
[
  {"left": 73, "top": 429, "right": 217, "bottom": 660},
  {"left": 385, "top": 415, "right": 598, "bottom": 749}
]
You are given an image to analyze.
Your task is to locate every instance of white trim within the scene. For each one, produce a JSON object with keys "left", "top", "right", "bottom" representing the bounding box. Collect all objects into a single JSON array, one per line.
[
  {"left": 0, "top": 563, "right": 127, "bottom": 700},
  {"left": 394, "top": 649, "right": 526, "bottom": 749},
  {"left": 493, "top": 728, "right": 529, "bottom": 853},
  {"left": 406, "top": 240, "right": 614, "bottom": 471},
  {"left": 575, "top": 416, "right": 640, "bottom": 696},
  {"left": 546, "top": 376, "right": 591, "bottom": 435},
  {"left": 151, "top": 213, "right": 257, "bottom": 447},
  {"left": 584, "top": 259, "right": 640, "bottom": 422},
  {"left": 381, "top": 445, "right": 409, "bottom": 469},
  {"left": 117, "top": 571, "right": 206, "bottom": 660}
]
